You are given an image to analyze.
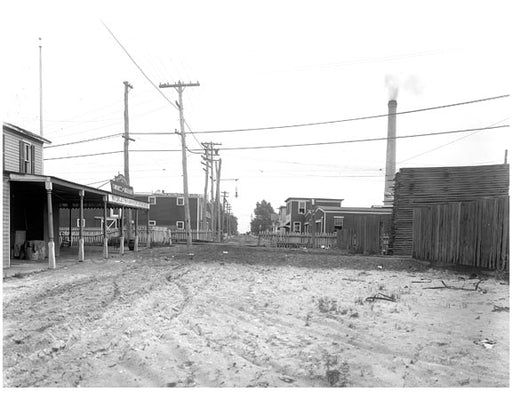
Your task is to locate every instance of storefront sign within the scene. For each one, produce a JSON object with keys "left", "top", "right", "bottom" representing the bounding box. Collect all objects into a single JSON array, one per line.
[
  {"left": 108, "top": 194, "right": 149, "bottom": 210},
  {"left": 110, "top": 174, "right": 134, "bottom": 197}
]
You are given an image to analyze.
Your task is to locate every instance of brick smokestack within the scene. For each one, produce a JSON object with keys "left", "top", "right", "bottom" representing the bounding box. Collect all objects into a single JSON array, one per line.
[{"left": 383, "top": 99, "right": 397, "bottom": 205}]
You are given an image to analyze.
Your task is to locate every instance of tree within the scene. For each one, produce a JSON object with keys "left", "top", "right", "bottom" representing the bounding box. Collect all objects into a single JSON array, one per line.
[{"left": 250, "top": 200, "right": 276, "bottom": 233}]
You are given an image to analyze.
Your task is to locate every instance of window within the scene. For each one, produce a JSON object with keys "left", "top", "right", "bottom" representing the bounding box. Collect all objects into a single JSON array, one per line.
[
  {"left": 76, "top": 218, "right": 85, "bottom": 228},
  {"left": 19, "top": 141, "right": 34, "bottom": 174},
  {"left": 148, "top": 220, "right": 156, "bottom": 226},
  {"left": 176, "top": 221, "right": 185, "bottom": 230},
  {"left": 149, "top": 196, "right": 156, "bottom": 205},
  {"left": 298, "top": 201, "right": 306, "bottom": 214},
  {"left": 177, "top": 196, "right": 184, "bottom": 206},
  {"left": 334, "top": 216, "right": 344, "bottom": 230},
  {"left": 293, "top": 222, "right": 301, "bottom": 233}
]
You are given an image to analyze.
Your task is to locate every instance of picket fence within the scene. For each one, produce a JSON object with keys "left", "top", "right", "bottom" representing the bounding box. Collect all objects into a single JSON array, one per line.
[
  {"left": 258, "top": 232, "right": 337, "bottom": 249},
  {"left": 171, "top": 230, "right": 214, "bottom": 242},
  {"left": 59, "top": 227, "right": 213, "bottom": 247}
]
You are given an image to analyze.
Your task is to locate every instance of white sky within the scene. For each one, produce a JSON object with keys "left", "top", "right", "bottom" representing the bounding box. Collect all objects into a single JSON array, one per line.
[{"left": 2, "top": 0, "right": 511, "bottom": 231}]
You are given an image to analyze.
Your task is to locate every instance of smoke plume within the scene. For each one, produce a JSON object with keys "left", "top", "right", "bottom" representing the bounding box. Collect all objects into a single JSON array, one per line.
[
  {"left": 384, "top": 74, "right": 423, "bottom": 100},
  {"left": 384, "top": 74, "right": 399, "bottom": 100}
]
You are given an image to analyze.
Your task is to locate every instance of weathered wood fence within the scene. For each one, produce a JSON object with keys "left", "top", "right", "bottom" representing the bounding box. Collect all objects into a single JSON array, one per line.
[
  {"left": 59, "top": 227, "right": 213, "bottom": 247},
  {"left": 336, "top": 214, "right": 390, "bottom": 255},
  {"left": 412, "top": 196, "right": 509, "bottom": 270},
  {"left": 170, "top": 230, "right": 214, "bottom": 243},
  {"left": 258, "top": 232, "right": 337, "bottom": 248}
]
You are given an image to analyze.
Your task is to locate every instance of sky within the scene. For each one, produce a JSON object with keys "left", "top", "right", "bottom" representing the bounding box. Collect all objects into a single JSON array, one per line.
[{"left": 2, "top": 0, "right": 511, "bottom": 232}]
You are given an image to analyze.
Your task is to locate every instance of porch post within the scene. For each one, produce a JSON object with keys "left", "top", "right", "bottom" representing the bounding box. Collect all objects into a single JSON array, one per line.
[
  {"left": 78, "top": 190, "right": 85, "bottom": 262},
  {"left": 311, "top": 210, "right": 316, "bottom": 249},
  {"left": 68, "top": 206, "right": 72, "bottom": 247},
  {"left": 103, "top": 197, "right": 109, "bottom": 258},
  {"left": 134, "top": 209, "right": 139, "bottom": 252},
  {"left": 146, "top": 209, "right": 151, "bottom": 248},
  {"left": 45, "top": 181, "right": 56, "bottom": 269},
  {"left": 120, "top": 206, "right": 125, "bottom": 255}
]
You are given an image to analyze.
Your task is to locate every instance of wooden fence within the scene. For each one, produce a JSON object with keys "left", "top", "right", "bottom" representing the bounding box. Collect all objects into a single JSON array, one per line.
[
  {"left": 336, "top": 214, "right": 390, "bottom": 255},
  {"left": 258, "top": 232, "right": 337, "bottom": 249},
  {"left": 391, "top": 164, "right": 509, "bottom": 255},
  {"left": 412, "top": 196, "right": 509, "bottom": 270},
  {"left": 59, "top": 227, "right": 213, "bottom": 247},
  {"left": 59, "top": 228, "right": 112, "bottom": 246},
  {"left": 170, "top": 230, "right": 214, "bottom": 243}
]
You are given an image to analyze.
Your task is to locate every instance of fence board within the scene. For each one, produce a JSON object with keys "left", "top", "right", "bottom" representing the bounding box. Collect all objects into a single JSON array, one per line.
[
  {"left": 412, "top": 196, "right": 509, "bottom": 270},
  {"left": 258, "top": 232, "right": 337, "bottom": 249},
  {"left": 59, "top": 227, "right": 214, "bottom": 247}
]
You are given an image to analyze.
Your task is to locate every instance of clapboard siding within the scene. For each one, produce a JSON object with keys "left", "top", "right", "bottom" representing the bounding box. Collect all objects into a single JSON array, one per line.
[
  {"left": 3, "top": 177, "right": 10, "bottom": 268},
  {"left": 3, "top": 131, "right": 44, "bottom": 174},
  {"left": 391, "top": 164, "right": 510, "bottom": 255}
]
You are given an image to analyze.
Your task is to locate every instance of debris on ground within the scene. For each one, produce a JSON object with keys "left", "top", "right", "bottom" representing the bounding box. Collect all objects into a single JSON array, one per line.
[
  {"left": 473, "top": 339, "right": 497, "bottom": 349},
  {"left": 365, "top": 293, "right": 396, "bottom": 302}
]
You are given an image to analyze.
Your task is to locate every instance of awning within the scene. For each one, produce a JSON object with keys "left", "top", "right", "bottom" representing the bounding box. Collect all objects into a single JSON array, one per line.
[{"left": 8, "top": 173, "right": 149, "bottom": 210}]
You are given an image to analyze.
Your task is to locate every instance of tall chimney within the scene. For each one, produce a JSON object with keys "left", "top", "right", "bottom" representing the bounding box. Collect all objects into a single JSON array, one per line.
[{"left": 383, "top": 99, "right": 397, "bottom": 205}]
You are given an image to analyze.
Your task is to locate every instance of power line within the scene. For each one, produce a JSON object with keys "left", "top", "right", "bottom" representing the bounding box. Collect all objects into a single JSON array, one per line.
[
  {"left": 101, "top": 20, "right": 178, "bottom": 111},
  {"left": 44, "top": 124, "right": 508, "bottom": 160},
  {"left": 43, "top": 133, "right": 122, "bottom": 149},
  {"left": 45, "top": 150, "right": 124, "bottom": 161},
  {"left": 180, "top": 94, "right": 509, "bottom": 135},
  {"left": 216, "top": 125, "right": 509, "bottom": 151},
  {"left": 398, "top": 117, "right": 511, "bottom": 164}
]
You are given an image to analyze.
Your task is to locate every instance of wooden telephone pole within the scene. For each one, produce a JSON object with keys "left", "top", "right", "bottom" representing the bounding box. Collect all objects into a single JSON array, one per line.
[
  {"left": 159, "top": 81, "right": 200, "bottom": 247},
  {"left": 201, "top": 142, "right": 221, "bottom": 234},
  {"left": 123, "top": 81, "right": 133, "bottom": 240}
]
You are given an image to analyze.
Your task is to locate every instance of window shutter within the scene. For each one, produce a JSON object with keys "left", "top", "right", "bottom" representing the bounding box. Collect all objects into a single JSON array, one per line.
[
  {"left": 30, "top": 145, "right": 36, "bottom": 174},
  {"left": 19, "top": 140, "right": 24, "bottom": 173}
]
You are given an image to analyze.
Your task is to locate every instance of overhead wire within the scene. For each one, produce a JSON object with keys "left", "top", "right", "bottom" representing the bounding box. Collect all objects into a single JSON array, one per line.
[
  {"left": 101, "top": 20, "right": 179, "bottom": 111},
  {"left": 213, "top": 125, "right": 509, "bottom": 151},
  {"left": 44, "top": 124, "right": 508, "bottom": 160},
  {"left": 44, "top": 133, "right": 122, "bottom": 149},
  {"left": 181, "top": 94, "right": 509, "bottom": 135},
  {"left": 398, "top": 117, "right": 511, "bottom": 164}
]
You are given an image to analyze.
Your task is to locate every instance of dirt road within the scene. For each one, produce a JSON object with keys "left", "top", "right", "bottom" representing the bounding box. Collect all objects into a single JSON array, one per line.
[{"left": 3, "top": 244, "right": 509, "bottom": 387}]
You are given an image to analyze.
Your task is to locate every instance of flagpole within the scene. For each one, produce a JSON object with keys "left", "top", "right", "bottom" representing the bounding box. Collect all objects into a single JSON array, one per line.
[{"left": 39, "top": 37, "right": 43, "bottom": 137}]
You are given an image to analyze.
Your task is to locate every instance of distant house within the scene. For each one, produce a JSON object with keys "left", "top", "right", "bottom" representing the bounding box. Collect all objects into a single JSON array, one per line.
[
  {"left": 281, "top": 197, "right": 344, "bottom": 232},
  {"left": 308, "top": 206, "right": 391, "bottom": 234},
  {"left": 135, "top": 192, "right": 207, "bottom": 230},
  {"left": 60, "top": 191, "right": 208, "bottom": 232}
]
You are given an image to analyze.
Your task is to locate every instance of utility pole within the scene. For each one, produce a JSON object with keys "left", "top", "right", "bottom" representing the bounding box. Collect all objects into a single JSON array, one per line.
[
  {"left": 215, "top": 159, "right": 222, "bottom": 242},
  {"left": 202, "top": 142, "right": 221, "bottom": 234},
  {"left": 123, "top": 81, "right": 133, "bottom": 240},
  {"left": 201, "top": 155, "right": 209, "bottom": 231},
  {"left": 221, "top": 191, "right": 229, "bottom": 236},
  {"left": 123, "top": 81, "right": 133, "bottom": 184},
  {"left": 159, "top": 80, "right": 200, "bottom": 247}
]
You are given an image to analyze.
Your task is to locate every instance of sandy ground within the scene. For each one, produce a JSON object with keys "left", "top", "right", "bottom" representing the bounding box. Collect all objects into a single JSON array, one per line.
[{"left": 3, "top": 242, "right": 509, "bottom": 387}]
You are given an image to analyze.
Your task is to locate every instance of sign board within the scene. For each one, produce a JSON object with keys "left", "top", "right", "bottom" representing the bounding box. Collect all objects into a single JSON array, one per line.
[
  {"left": 110, "top": 174, "right": 134, "bottom": 197},
  {"left": 108, "top": 194, "right": 150, "bottom": 210}
]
